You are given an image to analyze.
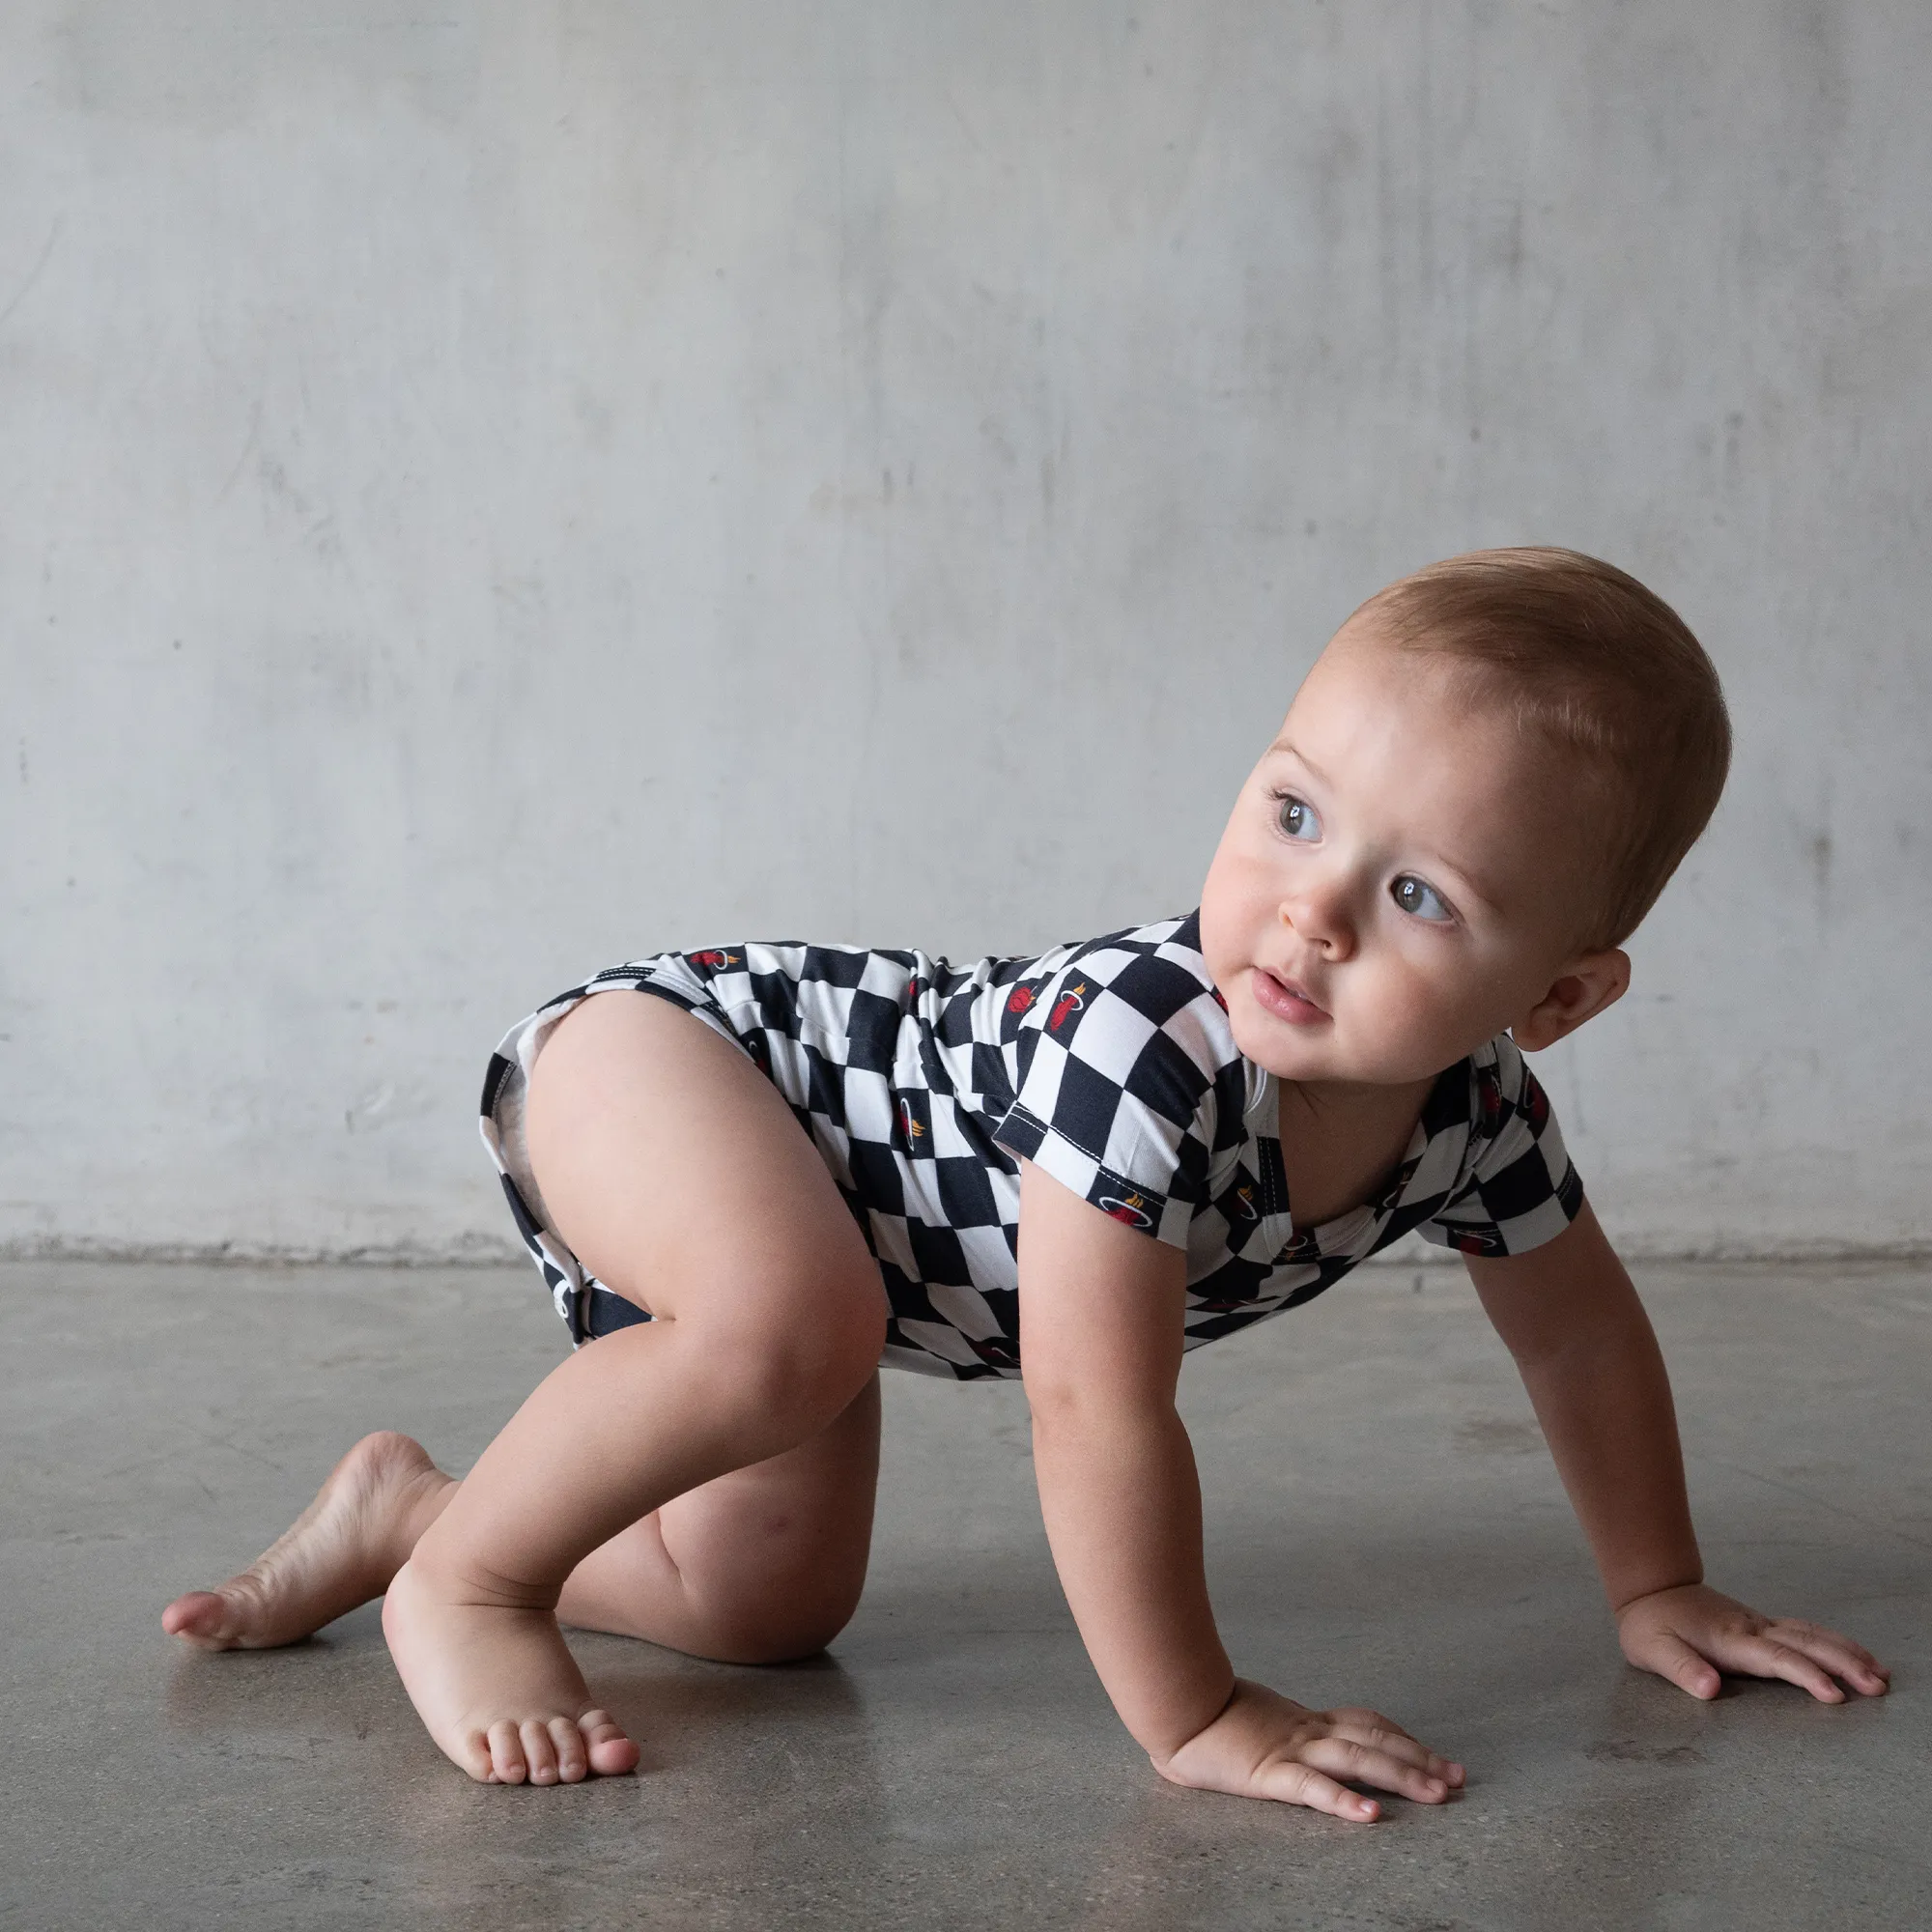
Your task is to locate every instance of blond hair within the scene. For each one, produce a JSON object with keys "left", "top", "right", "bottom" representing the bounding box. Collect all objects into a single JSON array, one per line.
[{"left": 1358, "top": 547, "right": 1730, "bottom": 948}]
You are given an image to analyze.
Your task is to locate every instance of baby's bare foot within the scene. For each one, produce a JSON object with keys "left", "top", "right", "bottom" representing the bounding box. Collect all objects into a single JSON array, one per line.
[
  {"left": 382, "top": 1556, "right": 639, "bottom": 1784},
  {"left": 162, "top": 1432, "right": 454, "bottom": 1650}
]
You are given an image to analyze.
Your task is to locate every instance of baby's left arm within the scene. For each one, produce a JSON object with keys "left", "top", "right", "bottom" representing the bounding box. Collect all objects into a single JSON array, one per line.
[{"left": 1464, "top": 1204, "right": 1889, "bottom": 1703}]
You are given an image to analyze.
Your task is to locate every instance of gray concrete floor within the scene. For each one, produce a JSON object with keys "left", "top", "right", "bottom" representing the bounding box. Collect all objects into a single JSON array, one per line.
[{"left": 3, "top": 1258, "right": 1926, "bottom": 1930}]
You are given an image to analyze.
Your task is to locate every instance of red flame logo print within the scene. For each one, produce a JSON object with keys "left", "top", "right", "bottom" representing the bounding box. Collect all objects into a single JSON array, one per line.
[{"left": 1097, "top": 1190, "right": 1153, "bottom": 1231}]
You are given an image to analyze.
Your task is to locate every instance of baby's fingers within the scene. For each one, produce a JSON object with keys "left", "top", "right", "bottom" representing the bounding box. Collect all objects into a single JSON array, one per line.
[
  {"left": 1251, "top": 1760, "right": 1384, "bottom": 1823},
  {"left": 1327, "top": 1715, "right": 1464, "bottom": 1789},
  {"left": 1775, "top": 1622, "right": 1890, "bottom": 1696},
  {"left": 1718, "top": 1632, "right": 1852, "bottom": 1704},
  {"left": 1299, "top": 1736, "right": 1454, "bottom": 1807}
]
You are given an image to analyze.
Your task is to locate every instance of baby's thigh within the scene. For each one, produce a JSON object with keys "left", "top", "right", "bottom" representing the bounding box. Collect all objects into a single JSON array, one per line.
[{"left": 524, "top": 991, "right": 881, "bottom": 1347}]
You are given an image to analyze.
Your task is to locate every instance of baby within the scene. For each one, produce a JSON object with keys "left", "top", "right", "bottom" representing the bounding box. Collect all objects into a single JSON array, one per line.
[{"left": 165, "top": 547, "right": 1888, "bottom": 1817}]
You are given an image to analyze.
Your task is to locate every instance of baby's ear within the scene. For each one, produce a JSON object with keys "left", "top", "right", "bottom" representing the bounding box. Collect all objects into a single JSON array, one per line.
[{"left": 1510, "top": 950, "right": 1631, "bottom": 1052}]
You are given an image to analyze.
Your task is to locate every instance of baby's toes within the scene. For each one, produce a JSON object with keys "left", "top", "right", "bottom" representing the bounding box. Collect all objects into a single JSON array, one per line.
[
  {"left": 549, "top": 1717, "right": 589, "bottom": 1784},
  {"left": 487, "top": 1719, "right": 529, "bottom": 1785},
  {"left": 582, "top": 1709, "right": 640, "bottom": 1777},
  {"left": 161, "top": 1590, "right": 237, "bottom": 1647},
  {"left": 453, "top": 1727, "right": 497, "bottom": 1783},
  {"left": 520, "top": 1719, "right": 561, "bottom": 1785}
]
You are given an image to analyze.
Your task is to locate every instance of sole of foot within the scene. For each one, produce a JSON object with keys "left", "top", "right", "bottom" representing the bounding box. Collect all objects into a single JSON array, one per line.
[
  {"left": 162, "top": 1432, "right": 453, "bottom": 1650},
  {"left": 381, "top": 1556, "right": 640, "bottom": 1785}
]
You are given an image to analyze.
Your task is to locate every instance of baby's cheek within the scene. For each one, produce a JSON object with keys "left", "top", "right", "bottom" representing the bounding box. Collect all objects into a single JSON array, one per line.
[
  {"left": 1363, "top": 964, "right": 1477, "bottom": 1074},
  {"left": 1194, "top": 899, "right": 1240, "bottom": 988}
]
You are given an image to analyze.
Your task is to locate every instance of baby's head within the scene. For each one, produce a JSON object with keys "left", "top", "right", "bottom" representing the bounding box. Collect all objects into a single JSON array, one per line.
[{"left": 1199, "top": 547, "right": 1730, "bottom": 1087}]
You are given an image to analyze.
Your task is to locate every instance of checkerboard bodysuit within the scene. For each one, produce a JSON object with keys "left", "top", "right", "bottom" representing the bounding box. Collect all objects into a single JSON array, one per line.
[{"left": 481, "top": 913, "right": 1584, "bottom": 1380}]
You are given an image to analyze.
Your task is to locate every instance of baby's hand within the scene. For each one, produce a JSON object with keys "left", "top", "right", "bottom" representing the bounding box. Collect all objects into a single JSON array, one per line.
[
  {"left": 1151, "top": 1678, "right": 1463, "bottom": 1821},
  {"left": 1616, "top": 1583, "right": 1890, "bottom": 1702}
]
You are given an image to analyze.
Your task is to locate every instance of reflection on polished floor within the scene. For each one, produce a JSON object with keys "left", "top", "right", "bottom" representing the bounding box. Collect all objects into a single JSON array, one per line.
[{"left": 5, "top": 1258, "right": 1924, "bottom": 1929}]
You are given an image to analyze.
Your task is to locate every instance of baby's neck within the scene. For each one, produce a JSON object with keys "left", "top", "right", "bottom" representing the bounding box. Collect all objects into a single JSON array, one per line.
[{"left": 1273, "top": 1072, "right": 1439, "bottom": 1228}]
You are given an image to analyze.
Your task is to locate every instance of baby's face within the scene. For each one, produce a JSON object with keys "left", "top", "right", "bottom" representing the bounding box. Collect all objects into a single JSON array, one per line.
[{"left": 1199, "top": 623, "right": 1612, "bottom": 1088}]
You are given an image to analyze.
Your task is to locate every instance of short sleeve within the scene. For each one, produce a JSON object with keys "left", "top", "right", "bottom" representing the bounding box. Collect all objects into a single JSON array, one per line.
[
  {"left": 990, "top": 941, "right": 1241, "bottom": 1249},
  {"left": 1416, "top": 1040, "right": 1585, "bottom": 1258}
]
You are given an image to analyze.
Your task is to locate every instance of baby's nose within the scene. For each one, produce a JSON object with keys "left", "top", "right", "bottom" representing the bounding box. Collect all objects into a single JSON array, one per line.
[{"left": 1279, "top": 884, "right": 1355, "bottom": 956}]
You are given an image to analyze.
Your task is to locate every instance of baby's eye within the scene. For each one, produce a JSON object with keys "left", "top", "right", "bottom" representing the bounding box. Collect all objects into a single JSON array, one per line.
[
  {"left": 1390, "top": 874, "right": 1453, "bottom": 923},
  {"left": 1274, "top": 793, "right": 1321, "bottom": 841}
]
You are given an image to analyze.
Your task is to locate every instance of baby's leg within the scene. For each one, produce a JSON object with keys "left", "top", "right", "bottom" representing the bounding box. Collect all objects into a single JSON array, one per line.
[
  {"left": 382, "top": 991, "right": 889, "bottom": 1784},
  {"left": 160, "top": 1380, "right": 876, "bottom": 1662},
  {"left": 162, "top": 1402, "right": 874, "bottom": 1788},
  {"left": 556, "top": 1370, "right": 881, "bottom": 1663}
]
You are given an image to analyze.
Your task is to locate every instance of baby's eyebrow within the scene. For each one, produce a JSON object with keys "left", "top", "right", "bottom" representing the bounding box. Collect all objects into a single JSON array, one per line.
[
  {"left": 1409, "top": 838, "right": 1521, "bottom": 921},
  {"left": 1431, "top": 860, "right": 1505, "bottom": 920},
  {"left": 1267, "top": 737, "right": 1328, "bottom": 784}
]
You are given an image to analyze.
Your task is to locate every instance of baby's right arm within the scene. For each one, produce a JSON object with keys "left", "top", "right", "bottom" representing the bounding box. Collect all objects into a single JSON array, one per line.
[{"left": 1016, "top": 1160, "right": 1462, "bottom": 1821}]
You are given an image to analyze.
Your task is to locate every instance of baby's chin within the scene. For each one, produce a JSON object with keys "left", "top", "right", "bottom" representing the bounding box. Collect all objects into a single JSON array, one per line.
[
  {"left": 1227, "top": 1003, "right": 1453, "bottom": 1091},
  {"left": 1224, "top": 1002, "right": 1345, "bottom": 1083}
]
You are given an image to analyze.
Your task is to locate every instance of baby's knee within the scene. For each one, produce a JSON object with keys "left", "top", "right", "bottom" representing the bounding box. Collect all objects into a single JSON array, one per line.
[
  {"left": 722, "top": 1621, "right": 846, "bottom": 1667},
  {"left": 698, "top": 1577, "right": 864, "bottom": 1666},
  {"left": 711, "top": 1291, "right": 885, "bottom": 1434}
]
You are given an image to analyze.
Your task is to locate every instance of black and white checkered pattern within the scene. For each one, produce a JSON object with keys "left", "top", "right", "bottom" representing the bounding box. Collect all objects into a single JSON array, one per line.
[{"left": 480, "top": 913, "right": 1583, "bottom": 1381}]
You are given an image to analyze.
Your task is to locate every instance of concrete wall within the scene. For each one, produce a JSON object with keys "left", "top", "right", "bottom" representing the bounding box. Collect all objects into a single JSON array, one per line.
[{"left": 4, "top": 2, "right": 1927, "bottom": 1262}]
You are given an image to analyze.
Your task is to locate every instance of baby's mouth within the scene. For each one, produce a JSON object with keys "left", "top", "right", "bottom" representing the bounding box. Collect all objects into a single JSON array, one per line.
[{"left": 1251, "top": 967, "right": 1329, "bottom": 1027}]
